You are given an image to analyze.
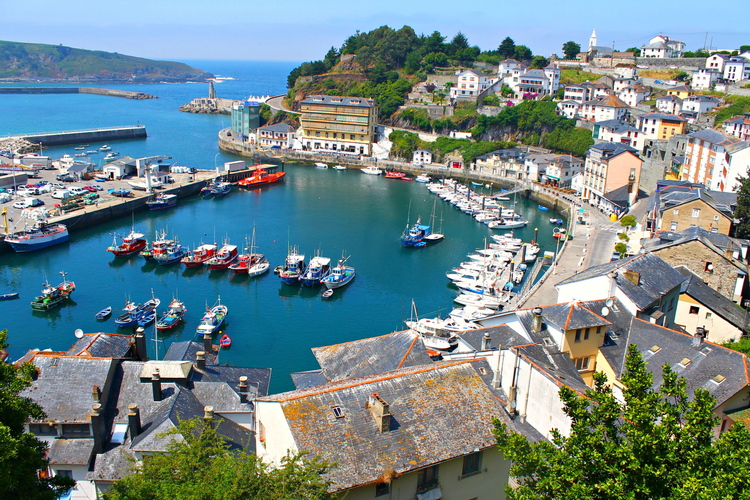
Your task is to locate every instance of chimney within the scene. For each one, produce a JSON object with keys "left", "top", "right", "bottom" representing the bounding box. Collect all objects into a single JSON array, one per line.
[
  {"left": 91, "top": 403, "right": 105, "bottom": 455},
  {"left": 203, "top": 332, "right": 212, "bottom": 354},
  {"left": 92, "top": 385, "right": 101, "bottom": 403},
  {"left": 368, "top": 393, "right": 391, "bottom": 432},
  {"left": 151, "top": 369, "right": 162, "bottom": 402},
  {"left": 623, "top": 270, "right": 641, "bottom": 285},
  {"left": 128, "top": 403, "right": 142, "bottom": 439},
  {"left": 481, "top": 332, "right": 492, "bottom": 351},
  {"left": 725, "top": 248, "right": 735, "bottom": 259},
  {"left": 238, "top": 376, "right": 249, "bottom": 403},
  {"left": 134, "top": 328, "right": 148, "bottom": 361},
  {"left": 531, "top": 307, "right": 543, "bottom": 333},
  {"left": 506, "top": 385, "right": 517, "bottom": 416},
  {"left": 196, "top": 351, "right": 206, "bottom": 370},
  {"left": 692, "top": 327, "right": 706, "bottom": 346},
  {"left": 203, "top": 406, "right": 214, "bottom": 423}
]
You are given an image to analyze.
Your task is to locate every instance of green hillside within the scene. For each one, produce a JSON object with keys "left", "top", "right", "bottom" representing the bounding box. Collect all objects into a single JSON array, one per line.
[{"left": 0, "top": 41, "right": 213, "bottom": 82}]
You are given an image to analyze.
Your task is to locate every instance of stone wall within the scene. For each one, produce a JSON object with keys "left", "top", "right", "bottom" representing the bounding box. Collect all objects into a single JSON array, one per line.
[{"left": 635, "top": 57, "right": 707, "bottom": 69}]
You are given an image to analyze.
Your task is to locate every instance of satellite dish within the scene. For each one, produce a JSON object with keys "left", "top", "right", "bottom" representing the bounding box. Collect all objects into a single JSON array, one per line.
[
  {"left": 601, "top": 306, "right": 610, "bottom": 317},
  {"left": 74, "top": 329, "right": 84, "bottom": 339},
  {"left": 605, "top": 298, "right": 614, "bottom": 308}
]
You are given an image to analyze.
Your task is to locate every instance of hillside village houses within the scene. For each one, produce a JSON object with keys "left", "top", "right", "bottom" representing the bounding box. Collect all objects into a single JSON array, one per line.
[
  {"left": 450, "top": 68, "right": 496, "bottom": 100},
  {"left": 641, "top": 35, "right": 686, "bottom": 58}
]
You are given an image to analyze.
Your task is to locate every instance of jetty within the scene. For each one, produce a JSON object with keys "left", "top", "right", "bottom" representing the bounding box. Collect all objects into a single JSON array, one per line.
[
  {"left": 0, "top": 87, "right": 156, "bottom": 99},
  {"left": 0, "top": 125, "right": 147, "bottom": 147}
]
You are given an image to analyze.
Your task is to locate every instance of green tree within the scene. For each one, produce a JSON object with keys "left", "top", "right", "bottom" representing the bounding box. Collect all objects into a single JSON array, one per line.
[
  {"left": 733, "top": 171, "right": 750, "bottom": 239},
  {"left": 741, "top": 45, "right": 750, "bottom": 54},
  {"left": 675, "top": 70, "right": 690, "bottom": 81},
  {"left": 105, "top": 418, "right": 334, "bottom": 500},
  {"left": 494, "top": 344, "right": 750, "bottom": 500},
  {"left": 483, "top": 94, "right": 500, "bottom": 106},
  {"left": 620, "top": 214, "right": 637, "bottom": 231},
  {"left": 530, "top": 56, "right": 549, "bottom": 69},
  {"left": 562, "top": 41, "right": 581, "bottom": 59},
  {"left": 614, "top": 242, "right": 627, "bottom": 257},
  {"left": 447, "top": 32, "right": 469, "bottom": 56},
  {"left": 498, "top": 37, "right": 516, "bottom": 59},
  {"left": 0, "top": 330, "right": 75, "bottom": 499},
  {"left": 625, "top": 47, "right": 641, "bottom": 57},
  {"left": 514, "top": 45, "right": 533, "bottom": 61}
]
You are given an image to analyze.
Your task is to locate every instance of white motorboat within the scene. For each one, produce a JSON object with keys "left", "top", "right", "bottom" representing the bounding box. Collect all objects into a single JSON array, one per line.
[
  {"left": 360, "top": 166, "right": 382, "bottom": 175},
  {"left": 415, "top": 173, "right": 431, "bottom": 183},
  {"left": 449, "top": 306, "right": 497, "bottom": 322},
  {"left": 488, "top": 218, "right": 528, "bottom": 229},
  {"left": 128, "top": 176, "right": 164, "bottom": 191},
  {"left": 315, "top": 162, "right": 328, "bottom": 169},
  {"left": 454, "top": 293, "right": 504, "bottom": 309}
]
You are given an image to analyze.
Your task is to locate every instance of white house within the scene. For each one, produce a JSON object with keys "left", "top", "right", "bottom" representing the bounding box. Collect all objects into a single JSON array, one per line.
[
  {"left": 641, "top": 35, "right": 685, "bottom": 58},
  {"left": 593, "top": 119, "right": 643, "bottom": 152},
  {"left": 706, "top": 54, "right": 729, "bottom": 73},
  {"left": 256, "top": 123, "right": 295, "bottom": 149},
  {"left": 500, "top": 61, "right": 560, "bottom": 99},
  {"left": 579, "top": 95, "right": 630, "bottom": 122},
  {"left": 617, "top": 84, "right": 650, "bottom": 107},
  {"left": 451, "top": 69, "right": 496, "bottom": 99},
  {"left": 656, "top": 94, "right": 683, "bottom": 115},
  {"left": 412, "top": 149, "right": 433, "bottom": 165},
  {"left": 692, "top": 68, "right": 722, "bottom": 90},
  {"left": 724, "top": 57, "right": 750, "bottom": 83},
  {"left": 637, "top": 112, "right": 687, "bottom": 142},
  {"left": 723, "top": 113, "right": 750, "bottom": 142},
  {"left": 557, "top": 100, "right": 581, "bottom": 119},
  {"left": 682, "top": 94, "right": 721, "bottom": 114}
]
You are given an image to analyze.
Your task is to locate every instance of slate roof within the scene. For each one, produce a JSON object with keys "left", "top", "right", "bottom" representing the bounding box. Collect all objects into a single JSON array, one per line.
[
  {"left": 301, "top": 95, "right": 376, "bottom": 108},
  {"left": 639, "top": 112, "right": 686, "bottom": 122},
  {"left": 48, "top": 438, "right": 95, "bottom": 466},
  {"left": 643, "top": 227, "right": 746, "bottom": 268},
  {"left": 651, "top": 181, "right": 735, "bottom": 216},
  {"left": 290, "top": 369, "right": 329, "bottom": 390},
  {"left": 458, "top": 324, "right": 529, "bottom": 351},
  {"left": 22, "top": 357, "right": 116, "bottom": 423},
  {"left": 657, "top": 94, "right": 682, "bottom": 103},
  {"left": 538, "top": 301, "right": 612, "bottom": 331},
  {"left": 724, "top": 113, "right": 750, "bottom": 125},
  {"left": 668, "top": 84, "right": 692, "bottom": 92},
  {"left": 312, "top": 330, "right": 434, "bottom": 383},
  {"left": 596, "top": 119, "right": 639, "bottom": 133},
  {"left": 599, "top": 317, "right": 749, "bottom": 407},
  {"left": 259, "top": 359, "right": 514, "bottom": 491},
  {"left": 603, "top": 184, "right": 633, "bottom": 209},
  {"left": 676, "top": 267, "right": 748, "bottom": 331},
  {"left": 163, "top": 340, "right": 217, "bottom": 365},
  {"left": 62, "top": 333, "right": 135, "bottom": 359},
  {"left": 689, "top": 129, "right": 739, "bottom": 146},
  {"left": 588, "top": 141, "right": 638, "bottom": 158},
  {"left": 257, "top": 122, "right": 295, "bottom": 133},
  {"left": 556, "top": 253, "right": 686, "bottom": 311},
  {"left": 686, "top": 95, "right": 720, "bottom": 103}
]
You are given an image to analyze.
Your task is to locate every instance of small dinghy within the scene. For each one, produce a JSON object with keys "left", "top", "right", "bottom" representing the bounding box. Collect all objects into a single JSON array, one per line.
[
  {"left": 321, "top": 289, "right": 334, "bottom": 299},
  {"left": 219, "top": 333, "right": 232, "bottom": 348},
  {"left": 0, "top": 293, "right": 19, "bottom": 301},
  {"left": 95, "top": 306, "right": 112, "bottom": 320}
]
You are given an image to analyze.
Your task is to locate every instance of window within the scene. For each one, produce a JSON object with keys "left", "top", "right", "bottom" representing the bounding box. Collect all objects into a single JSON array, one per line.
[
  {"left": 574, "top": 357, "right": 590, "bottom": 371},
  {"left": 689, "top": 306, "right": 700, "bottom": 315},
  {"left": 56, "top": 470, "right": 73, "bottom": 479},
  {"left": 574, "top": 329, "right": 582, "bottom": 342},
  {"left": 670, "top": 222, "right": 678, "bottom": 231},
  {"left": 375, "top": 483, "right": 390, "bottom": 496},
  {"left": 584, "top": 328, "right": 590, "bottom": 340},
  {"left": 673, "top": 209, "right": 679, "bottom": 215},
  {"left": 706, "top": 312, "right": 713, "bottom": 319},
  {"left": 597, "top": 326, "right": 603, "bottom": 334},
  {"left": 705, "top": 262, "right": 714, "bottom": 273},
  {"left": 61, "top": 424, "right": 90, "bottom": 437},
  {"left": 29, "top": 423, "right": 56, "bottom": 436},
  {"left": 416, "top": 465, "right": 439, "bottom": 493},
  {"left": 462, "top": 451, "right": 483, "bottom": 477},
  {"left": 692, "top": 208, "right": 701, "bottom": 218},
  {"left": 714, "top": 215, "right": 720, "bottom": 221}
]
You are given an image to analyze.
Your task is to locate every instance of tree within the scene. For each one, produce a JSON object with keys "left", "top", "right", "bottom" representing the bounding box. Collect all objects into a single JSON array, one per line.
[
  {"left": 625, "top": 47, "right": 641, "bottom": 57},
  {"left": 733, "top": 171, "right": 750, "bottom": 239},
  {"left": 614, "top": 242, "right": 628, "bottom": 256},
  {"left": 513, "top": 45, "right": 532, "bottom": 61},
  {"left": 447, "top": 32, "right": 469, "bottom": 56},
  {"left": 497, "top": 37, "right": 516, "bottom": 59},
  {"left": 675, "top": 70, "right": 690, "bottom": 82},
  {"left": 0, "top": 330, "right": 75, "bottom": 499},
  {"left": 619, "top": 214, "right": 637, "bottom": 231},
  {"left": 562, "top": 41, "right": 581, "bottom": 59},
  {"left": 494, "top": 344, "right": 750, "bottom": 499},
  {"left": 530, "top": 56, "right": 549, "bottom": 69},
  {"left": 105, "top": 418, "right": 334, "bottom": 500},
  {"left": 741, "top": 45, "right": 750, "bottom": 54}
]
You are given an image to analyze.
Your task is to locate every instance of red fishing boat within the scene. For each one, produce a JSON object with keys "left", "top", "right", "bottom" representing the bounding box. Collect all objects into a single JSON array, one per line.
[
  {"left": 181, "top": 243, "right": 217, "bottom": 268},
  {"left": 107, "top": 230, "right": 147, "bottom": 257},
  {"left": 384, "top": 171, "right": 412, "bottom": 180},
  {"left": 205, "top": 243, "right": 239, "bottom": 270},
  {"left": 238, "top": 168, "right": 286, "bottom": 189}
]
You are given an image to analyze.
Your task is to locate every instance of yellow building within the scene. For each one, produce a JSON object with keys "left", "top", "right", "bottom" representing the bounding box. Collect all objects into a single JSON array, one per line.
[
  {"left": 299, "top": 95, "right": 378, "bottom": 156},
  {"left": 666, "top": 84, "right": 693, "bottom": 100}
]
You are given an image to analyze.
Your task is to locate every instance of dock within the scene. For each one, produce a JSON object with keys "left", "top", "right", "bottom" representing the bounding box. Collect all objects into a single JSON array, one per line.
[
  {"left": 0, "top": 125, "right": 148, "bottom": 147},
  {"left": 0, "top": 87, "right": 156, "bottom": 99}
]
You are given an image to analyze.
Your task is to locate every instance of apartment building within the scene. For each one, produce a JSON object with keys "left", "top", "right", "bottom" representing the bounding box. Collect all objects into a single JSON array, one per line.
[{"left": 299, "top": 95, "right": 378, "bottom": 156}]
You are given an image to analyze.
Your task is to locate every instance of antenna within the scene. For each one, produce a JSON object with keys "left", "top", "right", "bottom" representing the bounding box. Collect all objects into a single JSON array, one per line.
[
  {"left": 601, "top": 306, "right": 610, "bottom": 317},
  {"left": 605, "top": 298, "right": 614, "bottom": 307},
  {"left": 74, "top": 329, "right": 84, "bottom": 339}
]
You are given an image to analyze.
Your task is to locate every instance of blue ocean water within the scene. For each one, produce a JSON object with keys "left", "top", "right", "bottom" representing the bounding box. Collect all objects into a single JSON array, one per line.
[{"left": 0, "top": 61, "right": 562, "bottom": 393}]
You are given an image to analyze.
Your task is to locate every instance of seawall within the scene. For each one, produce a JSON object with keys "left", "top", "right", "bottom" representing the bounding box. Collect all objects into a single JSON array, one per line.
[
  {"left": 0, "top": 87, "right": 156, "bottom": 99},
  {"left": 1, "top": 125, "right": 148, "bottom": 147}
]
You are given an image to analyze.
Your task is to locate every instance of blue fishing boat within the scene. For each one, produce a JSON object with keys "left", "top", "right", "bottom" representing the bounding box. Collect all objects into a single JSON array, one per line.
[
  {"left": 538, "top": 205, "right": 549, "bottom": 212},
  {"left": 299, "top": 254, "right": 331, "bottom": 286},
  {"left": 321, "top": 255, "right": 356, "bottom": 290},
  {"left": 400, "top": 216, "right": 431, "bottom": 248},
  {"left": 146, "top": 193, "right": 177, "bottom": 211},
  {"left": 196, "top": 300, "right": 228, "bottom": 336},
  {"left": 201, "top": 179, "right": 231, "bottom": 197},
  {"left": 153, "top": 243, "right": 187, "bottom": 266},
  {"left": 156, "top": 299, "right": 187, "bottom": 331},
  {"left": 279, "top": 246, "right": 306, "bottom": 285},
  {"left": 114, "top": 298, "right": 160, "bottom": 328}
]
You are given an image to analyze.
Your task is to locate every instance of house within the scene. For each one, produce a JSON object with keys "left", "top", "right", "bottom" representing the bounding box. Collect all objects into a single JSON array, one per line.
[
  {"left": 682, "top": 129, "right": 750, "bottom": 192},
  {"left": 637, "top": 112, "right": 687, "bottom": 142},
  {"left": 579, "top": 95, "right": 630, "bottom": 122},
  {"left": 555, "top": 252, "right": 685, "bottom": 328},
  {"left": 299, "top": 95, "right": 378, "bottom": 156},
  {"left": 666, "top": 85, "right": 693, "bottom": 100},
  {"left": 412, "top": 149, "right": 433, "bottom": 165},
  {"left": 593, "top": 119, "right": 643, "bottom": 152},
  {"left": 612, "top": 77, "right": 637, "bottom": 92},
  {"left": 581, "top": 142, "right": 642, "bottom": 214},
  {"left": 256, "top": 123, "right": 295, "bottom": 149},
  {"left": 617, "top": 84, "right": 650, "bottom": 107},
  {"left": 255, "top": 359, "right": 517, "bottom": 499},
  {"left": 473, "top": 148, "right": 528, "bottom": 179},
  {"left": 692, "top": 68, "right": 722, "bottom": 90},
  {"left": 450, "top": 69, "right": 497, "bottom": 100},
  {"left": 682, "top": 94, "right": 721, "bottom": 114},
  {"left": 499, "top": 61, "right": 560, "bottom": 99},
  {"left": 706, "top": 54, "right": 730, "bottom": 73},
  {"left": 230, "top": 100, "right": 261, "bottom": 137},
  {"left": 641, "top": 35, "right": 685, "bottom": 58},
  {"left": 542, "top": 155, "right": 584, "bottom": 188},
  {"left": 674, "top": 267, "right": 748, "bottom": 343},
  {"left": 723, "top": 113, "right": 750, "bottom": 142},
  {"left": 723, "top": 57, "right": 750, "bottom": 83},
  {"left": 556, "top": 99, "right": 581, "bottom": 119},
  {"left": 444, "top": 150, "right": 465, "bottom": 169},
  {"left": 656, "top": 94, "right": 683, "bottom": 115},
  {"left": 644, "top": 181, "right": 735, "bottom": 236},
  {"left": 641, "top": 226, "right": 748, "bottom": 303}
]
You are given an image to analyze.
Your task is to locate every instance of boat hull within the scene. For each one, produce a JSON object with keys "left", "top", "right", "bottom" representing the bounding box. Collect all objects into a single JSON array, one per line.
[{"left": 6, "top": 231, "right": 69, "bottom": 252}]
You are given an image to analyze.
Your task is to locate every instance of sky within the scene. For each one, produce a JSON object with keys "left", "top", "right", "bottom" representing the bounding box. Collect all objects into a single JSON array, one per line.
[{"left": 4, "top": 0, "right": 749, "bottom": 64}]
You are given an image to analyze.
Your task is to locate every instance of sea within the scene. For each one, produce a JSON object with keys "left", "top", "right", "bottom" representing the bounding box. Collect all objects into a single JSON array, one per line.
[{"left": 0, "top": 60, "right": 563, "bottom": 393}]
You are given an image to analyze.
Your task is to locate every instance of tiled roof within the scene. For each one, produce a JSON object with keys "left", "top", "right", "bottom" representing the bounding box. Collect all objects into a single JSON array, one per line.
[
  {"left": 597, "top": 95, "right": 629, "bottom": 108},
  {"left": 639, "top": 112, "right": 686, "bottom": 122},
  {"left": 260, "top": 359, "right": 514, "bottom": 491},
  {"left": 676, "top": 267, "right": 748, "bottom": 331},
  {"left": 596, "top": 119, "right": 639, "bottom": 133},
  {"left": 48, "top": 438, "right": 95, "bottom": 466}
]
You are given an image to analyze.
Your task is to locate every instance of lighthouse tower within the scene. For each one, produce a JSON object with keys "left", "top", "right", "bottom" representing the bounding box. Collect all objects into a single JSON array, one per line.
[{"left": 588, "top": 29, "right": 598, "bottom": 51}]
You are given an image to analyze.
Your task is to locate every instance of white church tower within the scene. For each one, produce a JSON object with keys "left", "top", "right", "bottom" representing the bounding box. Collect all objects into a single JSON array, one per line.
[{"left": 588, "top": 29, "right": 597, "bottom": 51}]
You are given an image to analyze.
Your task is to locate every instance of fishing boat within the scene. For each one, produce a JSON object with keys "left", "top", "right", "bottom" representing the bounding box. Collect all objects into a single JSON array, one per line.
[
  {"left": 360, "top": 166, "right": 382, "bottom": 175},
  {"left": 156, "top": 299, "right": 187, "bottom": 331},
  {"left": 400, "top": 216, "right": 431, "bottom": 248},
  {"left": 205, "top": 242, "right": 239, "bottom": 270},
  {"left": 145, "top": 193, "right": 177, "bottom": 211},
  {"left": 385, "top": 171, "right": 408, "bottom": 180},
  {"left": 180, "top": 243, "right": 217, "bottom": 268},
  {"left": 107, "top": 230, "right": 147, "bottom": 257},
  {"left": 95, "top": 307, "right": 112, "bottom": 320},
  {"left": 415, "top": 173, "right": 431, "bottom": 183},
  {"left": 279, "top": 246, "right": 306, "bottom": 285},
  {"left": 99, "top": 145, "right": 111, "bottom": 151},
  {"left": 108, "top": 188, "right": 131, "bottom": 197},
  {"left": 488, "top": 218, "right": 529, "bottom": 230},
  {"left": 237, "top": 168, "right": 286, "bottom": 189},
  {"left": 315, "top": 162, "right": 328, "bottom": 169},
  {"left": 229, "top": 228, "right": 267, "bottom": 275},
  {"left": 137, "top": 308, "right": 158, "bottom": 327},
  {"left": 332, "top": 165, "right": 347, "bottom": 171},
  {"left": 201, "top": 179, "right": 231, "bottom": 197},
  {"left": 0, "top": 293, "right": 19, "bottom": 300},
  {"left": 5, "top": 220, "right": 69, "bottom": 253},
  {"left": 153, "top": 242, "right": 187, "bottom": 266},
  {"left": 114, "top": 298, "right": 160, "bottom": 327},
  {"left": 103, "top": 152, "right": 120, "bottom": 160},
  {"left": 219, "top": 333, "right": 232, "bottom": 348},
  {"left": 30, "top": 272, "right": 75, "bottom": 311},
  {"left": 299, "top": 254, "right": 331, "bottom": 286},
  {"left": 405, "top": 301, "right": 459, "bottom": 350},
  {"left": 140, "top": 231, "right": 175, "bottom": 261},
  {"left": 538, "top": 205, "right": 550, "bottom": 212},
  {"left": 196, "top": 301, "right": 228, "bottom": 336},
  {"left": 321, "top": 255, "right": 355, "bottom": 290}
]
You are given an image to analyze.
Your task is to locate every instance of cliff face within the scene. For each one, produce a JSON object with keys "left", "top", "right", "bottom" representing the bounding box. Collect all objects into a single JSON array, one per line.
[{"left": 0, "top": 41, "right": 213, "bottom": 83}]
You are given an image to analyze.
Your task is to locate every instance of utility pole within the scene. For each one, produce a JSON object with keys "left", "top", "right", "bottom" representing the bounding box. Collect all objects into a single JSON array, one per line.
[{"left": 703, "top": 32, "right": 708, "bottom": 52}]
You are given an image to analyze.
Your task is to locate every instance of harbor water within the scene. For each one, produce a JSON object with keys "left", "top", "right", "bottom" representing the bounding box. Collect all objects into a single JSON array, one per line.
[{"left": 0, "top": 61, "right": 563, "bottom": 393}]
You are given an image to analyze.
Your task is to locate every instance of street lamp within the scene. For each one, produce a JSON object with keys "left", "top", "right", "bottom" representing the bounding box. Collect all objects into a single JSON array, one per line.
[
  {"left": 214, "top": 152, "right": 221, "bottom": 173},
  {"left": 554, "top": 233, "right": 561, "bottom": 275}
]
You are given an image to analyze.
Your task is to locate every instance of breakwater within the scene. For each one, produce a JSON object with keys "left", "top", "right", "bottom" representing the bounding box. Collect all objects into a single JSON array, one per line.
[
  {"left": 1, "top": 125, "right": 148, "bottom": 147},
  {"left": 0, "top": 87, "right": 156, "bottom": 99}
]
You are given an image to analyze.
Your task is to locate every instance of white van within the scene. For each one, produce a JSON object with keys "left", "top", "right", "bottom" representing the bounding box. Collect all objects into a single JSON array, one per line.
[
  {"left": 68, "top": 187, "right": 87, "bottom": 196},
  {"left": 52, "top": 190, "right": 72, "bottom": 200},
  {"left": 12, "top": 197, "right": 44, "bottom": 209}
]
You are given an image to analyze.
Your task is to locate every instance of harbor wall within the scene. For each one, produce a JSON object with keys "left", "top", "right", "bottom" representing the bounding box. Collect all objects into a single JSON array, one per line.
[
  {"left": 8, "top": 126, "right": 148, "bottom": 147},
  {"left": 0, "top": 87, "right": 156, "bottom": 99}
]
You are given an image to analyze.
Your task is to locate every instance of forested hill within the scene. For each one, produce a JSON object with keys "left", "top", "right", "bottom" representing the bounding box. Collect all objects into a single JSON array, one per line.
[{"left": 0, "top": 41, "right": 213, "bottom": 82}]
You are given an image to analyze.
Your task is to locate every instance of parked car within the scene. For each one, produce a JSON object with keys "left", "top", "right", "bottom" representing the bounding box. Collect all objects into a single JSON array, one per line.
[
  {"left": 52, "top": 190, "right": 73, "bottom": 200},
  {"left": 68, "top": 187, "right": 87, "bottom": 196},
  {"left": 82, "top": 186, "right": 98, "bottom": 192},
  {"left": 13, "top": 197, "right": 44, "bottom": 209},
  {"left": 0, "top": 193, "right": 11, "bottom": 203},
  {"left": 37, "top": 184, "right": 53, "bottom": 194},
  {"left": 56, "top": 174, "right": 75, "bottom": 182},
  {"left": 51, "top": 183, "right": 65, "bottom": 190}
]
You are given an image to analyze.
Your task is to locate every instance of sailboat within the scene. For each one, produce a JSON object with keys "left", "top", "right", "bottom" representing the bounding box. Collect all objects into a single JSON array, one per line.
[{"left": 423, "top": 199, "right": 444, "bottom": 243}]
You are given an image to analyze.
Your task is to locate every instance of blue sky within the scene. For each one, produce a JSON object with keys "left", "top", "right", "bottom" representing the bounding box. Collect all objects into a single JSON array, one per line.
[{"left": 4, "top": 0, "right": 748, "bottom": 63}]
